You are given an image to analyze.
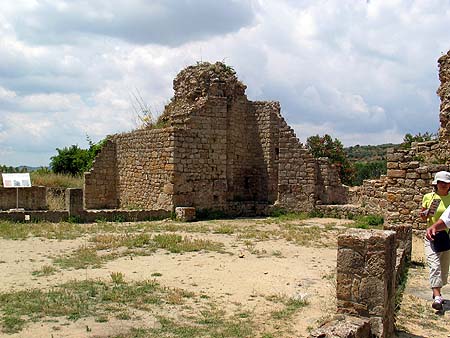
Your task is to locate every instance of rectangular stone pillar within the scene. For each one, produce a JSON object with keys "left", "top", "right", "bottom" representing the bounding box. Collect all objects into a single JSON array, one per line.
[
  {"left": 66, "top": 188, "right": 84, "bottom": 218},
  {"left": 337, "top": 229, "right": 396, "bottom": 338}
]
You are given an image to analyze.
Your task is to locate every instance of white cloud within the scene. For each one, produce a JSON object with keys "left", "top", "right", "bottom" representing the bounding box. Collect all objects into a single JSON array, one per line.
[
  {"left": 0, "top": 0, "right": 450, "bottom": 165},
  {"left": 9, "top": 0, "right": 256, "bottom": 46}
]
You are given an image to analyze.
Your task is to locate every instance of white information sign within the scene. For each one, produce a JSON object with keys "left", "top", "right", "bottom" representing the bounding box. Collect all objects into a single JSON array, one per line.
[{"left": 1, "top": 173, "right": 32, "bottom": 188}]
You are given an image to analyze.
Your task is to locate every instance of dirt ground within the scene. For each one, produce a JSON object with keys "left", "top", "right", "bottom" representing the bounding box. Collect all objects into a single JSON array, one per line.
[{"left": 0, "top": 218, "right": 448, "bottom": 338}]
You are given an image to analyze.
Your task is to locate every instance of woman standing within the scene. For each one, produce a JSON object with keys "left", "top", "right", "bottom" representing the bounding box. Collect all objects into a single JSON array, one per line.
[{"left": 421, "top": 171, "right": 450, "bottom": 311}]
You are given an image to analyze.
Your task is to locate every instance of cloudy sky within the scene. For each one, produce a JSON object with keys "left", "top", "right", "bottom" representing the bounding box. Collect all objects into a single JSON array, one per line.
[{"left": 1, "top": 0, "right": 450, "bottom": 166}]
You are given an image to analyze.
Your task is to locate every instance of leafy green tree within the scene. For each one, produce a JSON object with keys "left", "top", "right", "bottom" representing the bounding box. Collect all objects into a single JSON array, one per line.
[
  {"left": 306, "top": 134, "right": 354, "bottom": 185},
  {"left": 50, "top": 145, "right": 90, "bottom": 176},
  {"left": 402, "top": 132, "right": 437, "bottom": 149},
  {"left": 353, "top": 160, "right": 387, "bottom": 186},
  {"left": 50, "top": 138, "right": 105, "bottom": 176}
]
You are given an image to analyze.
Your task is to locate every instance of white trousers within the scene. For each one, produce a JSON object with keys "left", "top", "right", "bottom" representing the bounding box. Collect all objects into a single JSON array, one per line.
[{"left": 425, "top": 238, "right": 450, "bottom": 289}]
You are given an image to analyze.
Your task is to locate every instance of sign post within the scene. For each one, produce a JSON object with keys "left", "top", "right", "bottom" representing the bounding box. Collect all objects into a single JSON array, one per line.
[{"left": 1, "top": 173, "right": 32, "bottom": 211}]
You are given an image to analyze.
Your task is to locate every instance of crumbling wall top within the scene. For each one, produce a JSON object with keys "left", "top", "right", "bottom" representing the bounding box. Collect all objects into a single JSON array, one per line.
[
  {"left": 159, "top": 61, "right": 248, "bottom": 126},
  {"left": 173, "top": 61, "right": 247, "bottom": 102},
  {"left": 438, "top": 51, "right": 450, "bottom": 84}
]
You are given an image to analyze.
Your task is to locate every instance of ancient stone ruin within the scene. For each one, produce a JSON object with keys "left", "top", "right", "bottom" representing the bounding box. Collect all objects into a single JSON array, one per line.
[
  {"left": 84, "top": 62, "right": 347, "bottom": 215},
  {"left": 2, "top": 51, "right": 450, "bottom": 337}
]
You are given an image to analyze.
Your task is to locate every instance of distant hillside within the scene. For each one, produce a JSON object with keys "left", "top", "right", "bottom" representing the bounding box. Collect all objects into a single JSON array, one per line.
[
  {"left": 344, "top": 143, "right": 398, "bottom": 162},
  {"left": 0, "top": 165, "right": 42, "bottom": 173}
]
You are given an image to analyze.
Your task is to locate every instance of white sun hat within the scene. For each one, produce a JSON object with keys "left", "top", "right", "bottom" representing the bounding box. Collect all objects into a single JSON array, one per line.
[{"left": 432, "top": 171, "right": 450, "bottom": 184}]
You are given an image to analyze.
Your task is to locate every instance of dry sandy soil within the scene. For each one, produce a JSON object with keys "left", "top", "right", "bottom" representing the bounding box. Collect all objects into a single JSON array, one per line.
[{"left": 0, "top": 217, "right": 447, "bottom": 338}]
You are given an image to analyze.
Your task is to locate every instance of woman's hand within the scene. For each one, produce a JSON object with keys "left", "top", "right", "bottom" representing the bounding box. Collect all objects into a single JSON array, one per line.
[
  {"left": 426, "top": 219, "right": 447, "bottom": 240},
  {"left": 420, "top": 208, "right": 429, "bottom": 221}
]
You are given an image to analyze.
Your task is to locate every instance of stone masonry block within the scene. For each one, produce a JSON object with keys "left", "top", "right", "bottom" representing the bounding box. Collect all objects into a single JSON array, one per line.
[
  {"left": 337, "top": 229, "right": 396, "bottom": 338},
  {"left": 175, "top": 207, "right": 196, "bottom": 222},
  {"left": 309, "top": 315, "right": 371, "bottom": 338},
  {"left": 387, "top": 169, "right": 406, "bottom": 178}
]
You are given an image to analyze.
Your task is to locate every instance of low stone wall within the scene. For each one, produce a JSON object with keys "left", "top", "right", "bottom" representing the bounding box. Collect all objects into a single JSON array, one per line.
[
  {"left": 0, "top": 186, "right": 47, "bottom": 210},
  {"left": 226, "top": 202, "right": 269, "bottom": 217},
  {"left": 315, "top": 204, "right": 371, "bottom": 219},
  {"left": 385, "top": 147, "right": 447, "bottom": 229},
  {"left": 0, "top": 209, "right": 170, "bottom": 223},
  {"left": 346, "top": 144, "right": 450, "bottom": 230},
  {"left": 0, "top": 210, "right": 68, "bottom": 222},
  {"left": 349, "top": 176, "right": 388, "bottom": 217},
  {"left": 80, "top": 209, "right": 170, "bottom": 223}
]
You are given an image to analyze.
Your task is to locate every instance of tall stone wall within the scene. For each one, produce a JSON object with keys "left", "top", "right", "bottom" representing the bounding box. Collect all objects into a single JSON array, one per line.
[
  {"left": 438, "top": 51, "right": 450, "bottom": 150},
  {"left": 170, "top": 98, "right": 229, "bottom": 209},
  {"left": 164, "top": 63, "right": 271, "bottom": 211},
  {"left": 253, "top": 101, "right": 280, "bottom": 204},
  {"left": 276, "top": 118, "right": 318, "bottom": 211},
  {"left": 115, "top": 128, "right": 175, "bottom": 210},
  {"left": 84, "top": 139, "right": 118, "bottom": 209}
]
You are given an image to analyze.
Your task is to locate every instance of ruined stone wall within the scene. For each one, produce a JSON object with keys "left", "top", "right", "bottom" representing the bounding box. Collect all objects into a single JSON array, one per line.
[
  {"left": 277, "top": 119, "right": 318, "bottom": 211},
  {"left": 316, "top": 158, "right": 349, "bottom": 205},
  {"left": 438, "top": 51, "right": 450, "bottom": 150},
  {"left": 85, "top": 129, "right": 175, "bottom": 211},
  {"left": 166, "top": 62, "right": 273, "bottom": 212},
  {"left": 170, "top": 98, "right": 229, "bottom": 209},
  {"left": 115, "top": 128, "right": 175, "bottom": 210},
  {"left": 253, "top": 101, "right": 280, "bottom": 204},
  {"left": 84, "top": 139, "right": 118, "bottom": 209},
  {"left": 384, "top": 145, "right": 450, "bottom": 228},
  {"left": 84, "top": 61, "right": 348, "bottom": 214},
  {"left": 351, "top": 144, "right": 448, "bottom": 229},
  {"left": 0, "top": 186, "right": 47, "bottom": 210}
]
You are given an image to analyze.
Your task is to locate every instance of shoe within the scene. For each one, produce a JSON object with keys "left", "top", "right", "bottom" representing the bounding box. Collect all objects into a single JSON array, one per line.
[{"left": 432, "top": 296, "right": 444, "bottom": 311}]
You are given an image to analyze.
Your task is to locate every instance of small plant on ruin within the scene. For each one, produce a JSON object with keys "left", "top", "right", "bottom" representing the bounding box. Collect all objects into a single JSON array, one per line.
[{"left": 130, "top": 88, "right": 167, "bottom": 130}]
